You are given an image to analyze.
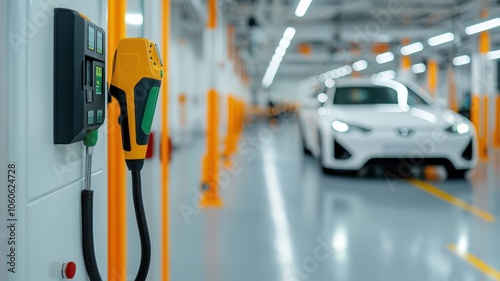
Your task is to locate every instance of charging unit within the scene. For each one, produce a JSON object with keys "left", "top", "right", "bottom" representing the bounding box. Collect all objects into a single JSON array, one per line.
[
  {"left": 0, "top": 2, "right": 108, "bottom": 280},
  {"left": 54, "top": 8, "right": 106, "bottom": 144}
]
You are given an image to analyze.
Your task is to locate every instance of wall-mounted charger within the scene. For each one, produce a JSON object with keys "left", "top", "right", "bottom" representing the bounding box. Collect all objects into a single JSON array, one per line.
[{"left": 54, "top": 8, "right": 106, "bottom": 144}]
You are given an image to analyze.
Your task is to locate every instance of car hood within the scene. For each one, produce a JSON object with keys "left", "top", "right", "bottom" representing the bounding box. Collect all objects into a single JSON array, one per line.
[{"left": 330, "top": 105, "right": 461, "bottom": 131}]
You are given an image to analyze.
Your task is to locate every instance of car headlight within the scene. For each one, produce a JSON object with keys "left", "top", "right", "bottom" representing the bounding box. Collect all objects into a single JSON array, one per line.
[
  {"left": 446, "top": 122, "right": 470, "bottom": 134},
  {"left": 332, "top": 120, "right": 371, "bottom": 133}
]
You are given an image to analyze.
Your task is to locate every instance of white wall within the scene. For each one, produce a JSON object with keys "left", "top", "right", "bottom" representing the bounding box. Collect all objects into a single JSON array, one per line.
[{"left": 0, "top": 1, "right": 108, "bottom": 281}]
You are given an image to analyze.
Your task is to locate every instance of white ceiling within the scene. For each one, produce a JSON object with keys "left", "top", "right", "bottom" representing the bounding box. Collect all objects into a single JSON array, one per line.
[{"left": 225, "top": 0, "right": 500, "bottom": 86}]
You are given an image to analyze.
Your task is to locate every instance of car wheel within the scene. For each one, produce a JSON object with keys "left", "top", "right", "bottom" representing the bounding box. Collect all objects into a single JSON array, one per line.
[{"left": 446, "top": 167, "right": 469, "bottom": 179}]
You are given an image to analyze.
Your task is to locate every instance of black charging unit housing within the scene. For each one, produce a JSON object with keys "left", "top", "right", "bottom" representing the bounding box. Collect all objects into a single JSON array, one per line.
[{"left": 54, "top": 8, "right": 106, "bottom": 144}]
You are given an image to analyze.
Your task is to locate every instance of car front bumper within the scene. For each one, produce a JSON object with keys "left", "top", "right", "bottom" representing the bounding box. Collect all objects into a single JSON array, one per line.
[{"left": 321, "top": 129, "right": 478, "bottom": 171}]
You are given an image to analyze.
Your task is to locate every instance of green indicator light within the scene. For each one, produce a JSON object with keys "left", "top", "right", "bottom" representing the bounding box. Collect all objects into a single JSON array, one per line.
[{"left": 141, "top": 87, "right": 160, "bottom": 135}]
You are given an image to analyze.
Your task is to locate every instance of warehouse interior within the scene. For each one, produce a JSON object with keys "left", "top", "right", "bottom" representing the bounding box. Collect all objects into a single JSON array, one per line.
[{"left": 1, "top": 0, "right": 500, "bottom": 280}]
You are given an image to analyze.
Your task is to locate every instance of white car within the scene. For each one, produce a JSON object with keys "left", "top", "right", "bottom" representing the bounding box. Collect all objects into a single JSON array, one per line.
[{"left": 299, "top": 78, "right": 478, "bottom": 178}]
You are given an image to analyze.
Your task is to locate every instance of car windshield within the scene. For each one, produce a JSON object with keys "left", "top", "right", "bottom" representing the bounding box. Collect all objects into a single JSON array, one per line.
[{"left": 333, "top": 86, "right": 428, "bottom": 106}]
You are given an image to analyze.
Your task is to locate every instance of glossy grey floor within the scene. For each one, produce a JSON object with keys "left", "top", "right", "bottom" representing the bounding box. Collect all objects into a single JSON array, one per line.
[{"left": 169, "top": 116, "right": 500, "bottom": 281}]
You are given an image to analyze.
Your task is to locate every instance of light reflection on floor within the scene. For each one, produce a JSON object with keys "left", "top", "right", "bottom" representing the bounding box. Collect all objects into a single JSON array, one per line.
[{"left": 169, "top": 117, "right": 500, "bottom": 281}]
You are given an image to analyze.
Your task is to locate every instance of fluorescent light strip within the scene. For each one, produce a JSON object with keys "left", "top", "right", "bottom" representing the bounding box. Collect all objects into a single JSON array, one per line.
[
  {"left": 279, "top": 38, "right": 291, "bottom": 49},
  {"left": 262, "top": 27, "right": 296, "bottom": 88},
  {"left": 453, "top": 55, "right": 471, "bottom": 66},
  {"left": 283, "top": 27, "right": 296, "bottom": 40},
  {"left": 465, "top": 18, "right": 500, "bottom": 35},
  {"left": 411, "top": 63, "right": 426, "bottom": 74},
  {"left": 428, "top": 32, "right": 455, "bottom": 46},
  {"left": 352, "top": 60, "right": 368, "bottom": 71},
  {"left": 295, "top": 0, "right": 312, "bottom": 17},
  {"left": 400, "top": 42, "right": 424, "bottom": 56},
  {"left": 487, "top": 50, "right": 500, "bottom": 60},
  {"left": 376, "top": 52, "right": 395, "bottom": 64},
  {"left": 125, "top": 13, "right": 144, "bottom": 25},
  {"left": 377, "top": 70, "right": 396, "bottom": 80}
]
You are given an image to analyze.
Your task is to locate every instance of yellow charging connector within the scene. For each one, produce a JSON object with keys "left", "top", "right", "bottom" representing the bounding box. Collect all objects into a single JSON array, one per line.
[{"left": 110, "top": 38, "right": 163, "bottom": 171}]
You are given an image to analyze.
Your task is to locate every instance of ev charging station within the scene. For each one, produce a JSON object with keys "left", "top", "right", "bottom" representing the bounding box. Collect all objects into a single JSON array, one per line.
[{"left": 0, "top": 1, "right": 164, "bottom": 280}]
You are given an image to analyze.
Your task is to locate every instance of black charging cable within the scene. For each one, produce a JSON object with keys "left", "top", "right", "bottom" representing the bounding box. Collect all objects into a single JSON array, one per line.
[{"left": 81, "top": 131, "right": 152, "bottom": 281}]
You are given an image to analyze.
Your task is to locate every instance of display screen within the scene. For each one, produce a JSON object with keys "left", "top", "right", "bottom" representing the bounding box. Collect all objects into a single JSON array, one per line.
[
  {"left": 95, "top": 66, "right": 102, "bottom": 95},
  {"left": 97, "top": 31, "right": 103, "bottom": 54},
  {"left": 88, "top": 26, "right": 95, "bottom": 51}
]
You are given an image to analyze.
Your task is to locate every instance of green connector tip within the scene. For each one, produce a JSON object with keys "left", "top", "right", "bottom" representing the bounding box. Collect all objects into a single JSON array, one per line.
[{"left": 83, "top": 130, "right": 98, "bottom": 147}]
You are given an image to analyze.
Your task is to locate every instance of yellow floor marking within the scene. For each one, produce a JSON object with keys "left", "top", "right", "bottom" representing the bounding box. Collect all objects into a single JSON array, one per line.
[
  {"left": 448, "top": 244, "right": 500, "bottom": 280},
  {"left": 406, "top": 178, "right": 496, "bottom": 222}
]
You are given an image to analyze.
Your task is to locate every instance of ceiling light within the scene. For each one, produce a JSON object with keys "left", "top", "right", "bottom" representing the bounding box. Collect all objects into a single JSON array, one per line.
[
  {"left": 411, "top": 63, "right": 426, "bottom": 74},
  {"left": 487, "top": 50, "right": 500, "bottom": 60},
  {"left": 343, "top": 65, "right": 353, "bottom": 75},
  {"left": 376, "top": 52, "right": 395, "bottom": 64},
  {"left": 465, "top": 18, "right": 500, "bottom": 35},
  {"left": 125, "top": 13, "right": 144, "bottom": 25},
  {"left": 295, "top": 0, "right": 312, "bottom": 17},
  {"left": 352, "top": 60, "right": 368, "bottom": 71},
  {"left": 377, "top": 70, "right": 396, "bottom": 80},
  {"left": 428, "top": 32, "right": 455, "bottom": 46},
  {"left": 453, "top": 55, "right": 471, "bottom": 66},
  {"left": 275, "top": 47, "right": 286, "bottom": 57},
  {"left": 318, "top": 93, "right": 328, "bottom": 103},
  {"left": 325, "top": 79, "right": 335, "bottom": 88},
  {"left": 400, "top": 42, "right": 424, "bottom": 55},
  {"left": 283, "top": 27, "right": 296, "bottom": 40},
  {"left": 279, "top": 38, "right": 291, "bottom": 49}
]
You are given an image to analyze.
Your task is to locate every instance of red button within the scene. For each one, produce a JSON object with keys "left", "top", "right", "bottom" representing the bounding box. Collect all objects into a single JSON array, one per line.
[{"left": 62, "top": 262, "right": 76, "bottom": 279}]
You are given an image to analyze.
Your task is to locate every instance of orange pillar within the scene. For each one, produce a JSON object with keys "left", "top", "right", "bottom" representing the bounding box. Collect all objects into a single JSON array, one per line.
[
  {"left": 200, "top": 89, "right": 223, "bottom": 207},
  {"left": 200, "top": 0, "right": 223, "bottom": 207},
  {"left": 161, "top": 0, "right": 171, "bottom": 280},
  {"left": 224, "top": 95, "right": 235, "bottom": 157},
  {"left": 107, "top": 1, "right": 127, "bottom": 280},
  {"left": 494, "top": 96, "right": 500, "bottom": 148},
  {"left": 427, "top": 60, "right": 438, "bottom": 97},
  {"left": 400, "top": 38, "right": 412, "bottom": 81},
  {"left": 477, "top": 8, "right": 490, "bottom": 160},
  {"left": 448, "top": 68, "right": 458, "bottom": 112}
]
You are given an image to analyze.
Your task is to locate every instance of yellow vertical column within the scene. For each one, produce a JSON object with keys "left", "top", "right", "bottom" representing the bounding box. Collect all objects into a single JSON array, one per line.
[
  {"left": 477, "top": 8, "right": 490, "bottom": 160},
  {"left": 107, "top": 1, "right": 127, "bottom": 280},
  {"left": 427, "top": 60, "right": 438, "bottom": 98},
  {"left": 448, "top": 68, "right": 458, "bottom": 112},
  {"left": 224, "top": 96, "right": 234, "bottom": 158},
  {"left": 200, "top": 0, "right": 223, "bottom": 207},
  {"left": 224, "top": 25, "right": 236, "bottom": 159},
  {"left": 400, "top": 38, "right": 412, "bottom": 81},
  {"left": 494, "top": 96, "right": 500, "bottom": 148},
  {"left": 161, "top": 0, "right": 171, "bottom": 279}
]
